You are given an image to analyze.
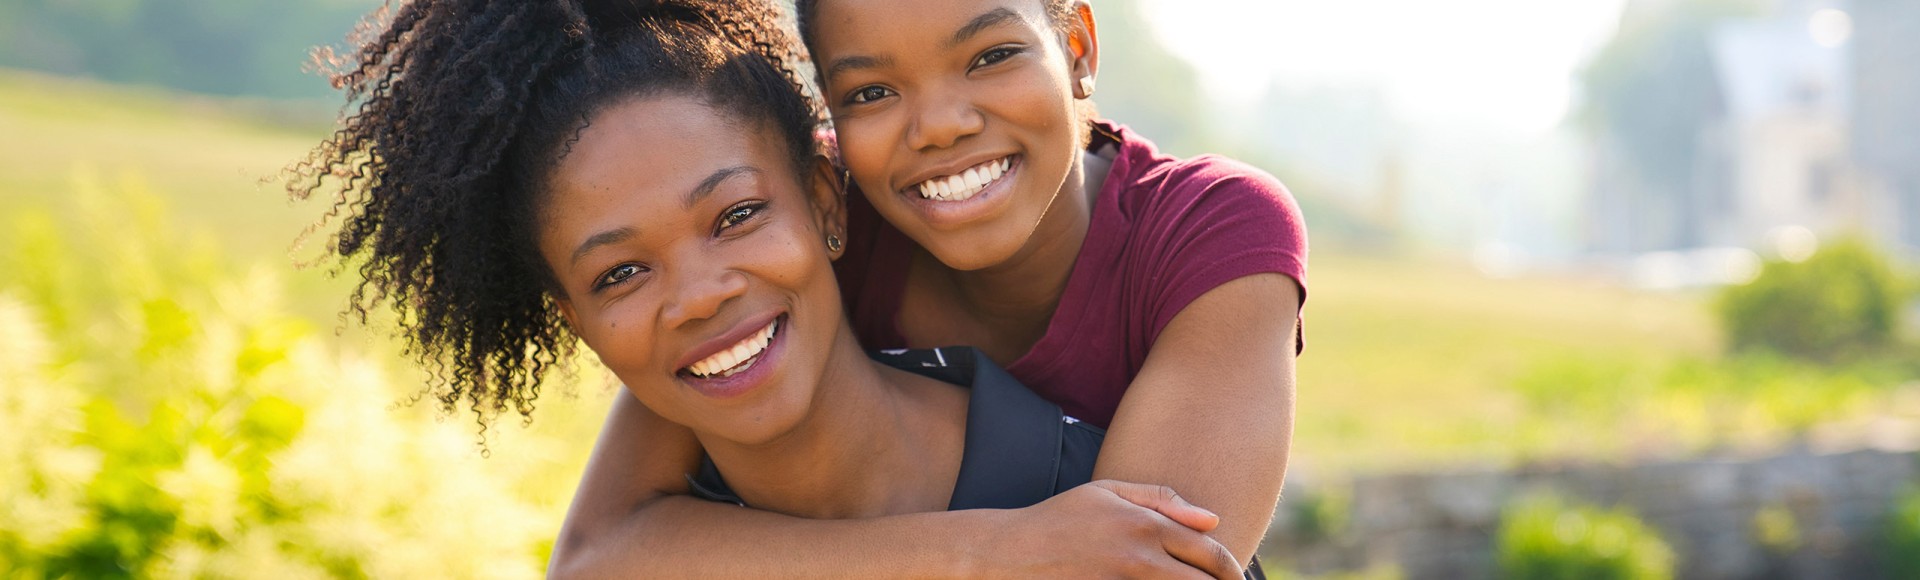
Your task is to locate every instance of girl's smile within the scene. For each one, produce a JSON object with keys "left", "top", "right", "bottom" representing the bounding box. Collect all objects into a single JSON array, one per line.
[{"left": 897, "top": 155, "right": 1023, "bottom": 231}]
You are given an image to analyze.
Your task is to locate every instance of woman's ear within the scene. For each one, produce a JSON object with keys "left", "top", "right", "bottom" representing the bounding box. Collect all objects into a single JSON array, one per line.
[
  {"left": 806, "top": 154, "right": 849, "bottom": 260},
  {"left": 1065, "top": 0, "right": 1100, "bottom": 99},
  {"left": 554, "top": 295, "right": 582, "bottom": 332}
]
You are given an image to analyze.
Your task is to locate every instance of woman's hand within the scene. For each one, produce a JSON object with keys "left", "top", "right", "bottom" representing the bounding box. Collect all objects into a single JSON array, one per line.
[{"left": 973, "top": 480, "right": 1244, "bottom": 580}]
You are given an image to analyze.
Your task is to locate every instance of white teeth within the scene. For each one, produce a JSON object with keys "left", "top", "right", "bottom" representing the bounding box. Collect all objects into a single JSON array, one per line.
[
  {"left": 687, "top": 318, "right": 778, "bottom": 378},
  {"left": 914, "top": 157, "right": 1011, "bottom": 202}
]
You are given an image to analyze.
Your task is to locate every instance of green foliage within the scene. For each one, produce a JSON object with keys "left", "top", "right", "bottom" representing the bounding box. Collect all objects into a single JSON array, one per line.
[
  {"left": 1887, "top": 486, "right": 1920, "bottom": 579},
  {"left": 1287, "top": 488, "right": 1353, "bottom": 544},
  {"left": 0, "top": 0, "right": 374, "bottom": 97},
  {"left": 1718, "top": 238, "right": 1903, "bottom": 361},
  {"left": 1750, "top": 504, "right": 1801, "bottom": 554},
  {"left": 0, "top": 177, "right": 553, "bottom": 578},
  {"left": 1497, "top": 494, "right": 1675, "bottom": 580}
]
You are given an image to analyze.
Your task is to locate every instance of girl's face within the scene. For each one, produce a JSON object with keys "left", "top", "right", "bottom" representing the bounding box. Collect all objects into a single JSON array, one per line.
[
  {"left": 537, "top": 94, "right": 847, "bottom": 446},
  {"left": 811, "top": 0, "right": 1096, "bottom": 271}
]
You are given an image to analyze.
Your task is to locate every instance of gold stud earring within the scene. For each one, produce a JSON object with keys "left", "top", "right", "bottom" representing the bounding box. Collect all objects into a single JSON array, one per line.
[
  {"left": 1077, "top": 77, "right": 1096, "bottom": 98},
  {"left": 827, "top": 234, "right": 843, "bottom": 253}
]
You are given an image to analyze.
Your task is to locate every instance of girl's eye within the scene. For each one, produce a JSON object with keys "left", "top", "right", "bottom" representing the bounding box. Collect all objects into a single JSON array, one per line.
[
  {"left": 719, "top": 202, "right": 766, "bottom": 231},
  {"left": 596, "top": 263, "right": 647, "bottom": 290},
  {"left": 847, "top": 86, "right": 894, "bottom": 104},
  {"left": 972, "top": 46, "right": 1023, "bottom": 69}
]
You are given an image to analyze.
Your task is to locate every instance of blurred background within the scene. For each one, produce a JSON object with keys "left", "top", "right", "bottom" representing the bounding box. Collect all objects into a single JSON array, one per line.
[{"left": 1, "top": 0, "right": 1916, "bottom": 577}]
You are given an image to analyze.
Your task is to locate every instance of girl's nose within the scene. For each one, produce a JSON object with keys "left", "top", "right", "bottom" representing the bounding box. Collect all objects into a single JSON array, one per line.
[{"left": 906, "top": 93, "right": 985, "bottom": 152}]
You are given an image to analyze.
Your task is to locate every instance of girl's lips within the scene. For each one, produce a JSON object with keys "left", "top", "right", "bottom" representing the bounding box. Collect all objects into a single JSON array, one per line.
[
  {"left": 679, "top": 314, "right": 787, "bottom": 400},
  {"left": 898, "top": 155, "right": 1021, "bottom": 229}
]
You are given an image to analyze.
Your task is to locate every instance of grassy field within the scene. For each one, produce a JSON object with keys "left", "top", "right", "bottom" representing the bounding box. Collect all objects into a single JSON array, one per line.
[
  {"left": 1296, "top": 252, "right": 1721, "bottom": 473},
  {"left": 4, "top": 69, "right": 1914, "bottom": 575},
  {"left": 7, "top": 69, "right": 1903, "bottom": 471}
]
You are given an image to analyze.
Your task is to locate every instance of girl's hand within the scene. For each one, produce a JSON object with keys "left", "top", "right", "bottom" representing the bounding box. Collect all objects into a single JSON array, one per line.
[{"left": 976, "top": 480, "right": 1243, "bottom": 580}]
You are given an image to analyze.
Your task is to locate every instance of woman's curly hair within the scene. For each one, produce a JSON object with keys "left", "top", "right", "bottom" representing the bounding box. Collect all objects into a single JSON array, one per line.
[{"left": 285, "top": 0, "right": 820, "bottom": 434}]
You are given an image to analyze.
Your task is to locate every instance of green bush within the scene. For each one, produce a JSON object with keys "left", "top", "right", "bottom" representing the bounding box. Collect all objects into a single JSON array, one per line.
[
  {"left": 0, "top": 177, "right": 556, "bottom": 578},
  {"left": 1718, "top": 237, "right": 1903, "bottom": 361},
  {"left": 1887, "top": 486, "right": 1920, "bottom": 579},
  {"left": 1497, "top": 494, "right": 1674, "bottom": 580}
]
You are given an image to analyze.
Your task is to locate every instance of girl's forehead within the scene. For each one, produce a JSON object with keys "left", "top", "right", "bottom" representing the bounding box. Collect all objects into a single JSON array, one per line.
[{"left": 810, "top": 0, "right": 1048, "bottom": 41}]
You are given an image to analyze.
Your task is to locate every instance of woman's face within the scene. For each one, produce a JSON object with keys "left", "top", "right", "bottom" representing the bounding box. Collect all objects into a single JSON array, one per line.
[
  {"left": 537, "top": 94, "right": 846, "bottom": 445},
  {"left": 811, "top": 0, "right": 1092, "bottom": 271}
]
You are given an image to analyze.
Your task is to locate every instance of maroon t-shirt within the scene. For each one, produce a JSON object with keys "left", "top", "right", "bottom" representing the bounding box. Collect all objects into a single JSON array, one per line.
[{"left": 836, "top": 121, "right": 1309, "bottom": 428}]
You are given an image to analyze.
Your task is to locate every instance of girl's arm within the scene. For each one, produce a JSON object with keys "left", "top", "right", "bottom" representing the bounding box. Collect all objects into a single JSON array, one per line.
[
  {"left": 1095, "top": 273, "right": 1301, "bottom": 565},
  {"left": 547, "top": 393, "right": 1244, "bottom": 579}
]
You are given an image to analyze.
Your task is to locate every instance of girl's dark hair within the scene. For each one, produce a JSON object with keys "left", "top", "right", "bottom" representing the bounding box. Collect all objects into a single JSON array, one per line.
[{"left": 285, "top": 0, "right": 819, "bottom": 433}]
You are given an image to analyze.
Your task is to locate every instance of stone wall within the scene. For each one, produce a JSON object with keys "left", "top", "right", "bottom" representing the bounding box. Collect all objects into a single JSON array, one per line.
[{"left": 1259, "top": 449, "right": 1920, "bottom": 579}]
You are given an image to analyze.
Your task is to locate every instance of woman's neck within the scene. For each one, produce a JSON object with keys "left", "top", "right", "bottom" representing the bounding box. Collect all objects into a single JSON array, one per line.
[{"left": 695, "top": 327, "right": 968, "bottom": 519}]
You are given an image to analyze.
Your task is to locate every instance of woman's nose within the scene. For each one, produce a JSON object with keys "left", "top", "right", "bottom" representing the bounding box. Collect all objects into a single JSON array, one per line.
[{"left": 661, "top": 266, "right": 749, "bottom": 329}]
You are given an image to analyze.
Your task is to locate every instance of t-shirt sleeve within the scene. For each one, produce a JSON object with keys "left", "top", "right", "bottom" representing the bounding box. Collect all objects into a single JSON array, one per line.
[{"left": 1135, "top": 156, "right": 1308, "bottom": 353}]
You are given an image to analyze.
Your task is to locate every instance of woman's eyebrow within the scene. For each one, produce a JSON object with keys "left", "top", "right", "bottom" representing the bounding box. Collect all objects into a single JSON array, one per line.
[
  {"left": 568, "top": 166, "right": 759, "bottom": 265},
  {"left": 572, "top": 226, "right": 635, "bottom": 266},
  {"left": 684, "top": 166, "right": 759, "bottom": 209}
]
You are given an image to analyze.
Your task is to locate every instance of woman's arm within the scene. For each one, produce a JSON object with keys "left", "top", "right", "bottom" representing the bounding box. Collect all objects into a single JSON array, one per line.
[
  {"left": 1096, "top": 272, "right": 1301, "bottom": 566},
  {"left": 547, "top": 393, "right": 1244, "bottom": 579}
]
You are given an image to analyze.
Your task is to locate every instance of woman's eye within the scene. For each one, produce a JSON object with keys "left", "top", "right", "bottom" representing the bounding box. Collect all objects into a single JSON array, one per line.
[
  {"left": 719, "top": 202, "right": 766, "bottom": 231},
  {"left": 847, "top": 86, "right": 893, "bottom": 104},
  {"left": 972, "top": 47, "right": 1022, "bottom": 69},
  {"left": 596, "top": 264, "right": 646, "bottom": 289}
]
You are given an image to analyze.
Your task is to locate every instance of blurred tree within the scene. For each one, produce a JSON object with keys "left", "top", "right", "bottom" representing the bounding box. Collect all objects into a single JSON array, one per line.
[
  {"left": 1578, "top": 0, "right": 1761, "bottom": 190},
  {"left": 1577, "top": 0, "right": 1763, "bottom": 252}
]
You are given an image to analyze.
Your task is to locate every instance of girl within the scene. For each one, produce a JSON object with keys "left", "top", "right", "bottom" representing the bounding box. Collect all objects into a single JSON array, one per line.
[
  {"left": 559, "top": 0, "right": 1307, "bottom": 575},
  {"left": 293, "top": 0, "right": 1249, "bottom": 577}
]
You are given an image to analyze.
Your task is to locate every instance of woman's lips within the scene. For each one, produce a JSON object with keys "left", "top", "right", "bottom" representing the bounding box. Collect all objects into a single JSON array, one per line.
[
  {"left": 678, "top": 314, "right": 787, "bottom": 400},
  {"left": 683, "top": 317, "right": 777, "bottom": 378}
]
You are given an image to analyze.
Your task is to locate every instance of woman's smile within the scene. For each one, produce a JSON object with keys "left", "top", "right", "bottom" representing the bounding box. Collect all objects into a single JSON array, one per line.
[{"left": 678, "top": 313, "right": 789, "bottom": 399}]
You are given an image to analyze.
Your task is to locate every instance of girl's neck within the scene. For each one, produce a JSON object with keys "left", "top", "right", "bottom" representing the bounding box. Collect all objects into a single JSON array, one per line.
[
  {"left": 930, "top": 149, "right": 1109, "bottom": 355},
  {"left": 696, "top": 327, "right": 967, "bottom": 519}
]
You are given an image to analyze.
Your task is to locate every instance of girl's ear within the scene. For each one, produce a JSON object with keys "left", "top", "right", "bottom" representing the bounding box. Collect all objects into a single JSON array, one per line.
[
  {"left": 1065, "top": 0, "right": 1100, "bottom": 99},
  {"left": 806, "top": 154, "right": 850, "bottom": 260}
]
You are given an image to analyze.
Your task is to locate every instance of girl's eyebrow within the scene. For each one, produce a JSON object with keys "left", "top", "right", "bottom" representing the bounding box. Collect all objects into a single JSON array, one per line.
[
  {"left": 822, "top": 7, "right": 1023, "bottom": 82},
  {"left": 825, "top": 55, "right": 893, "bottom": 82}
]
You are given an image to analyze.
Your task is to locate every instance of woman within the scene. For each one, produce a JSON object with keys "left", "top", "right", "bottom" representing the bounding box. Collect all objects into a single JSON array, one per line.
[
  {"left": 559, "top": 0, "right": 1307, "bottom": 575},
  {"left": 289, "top": 0, "right": 1249, "bottom": 577}
]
